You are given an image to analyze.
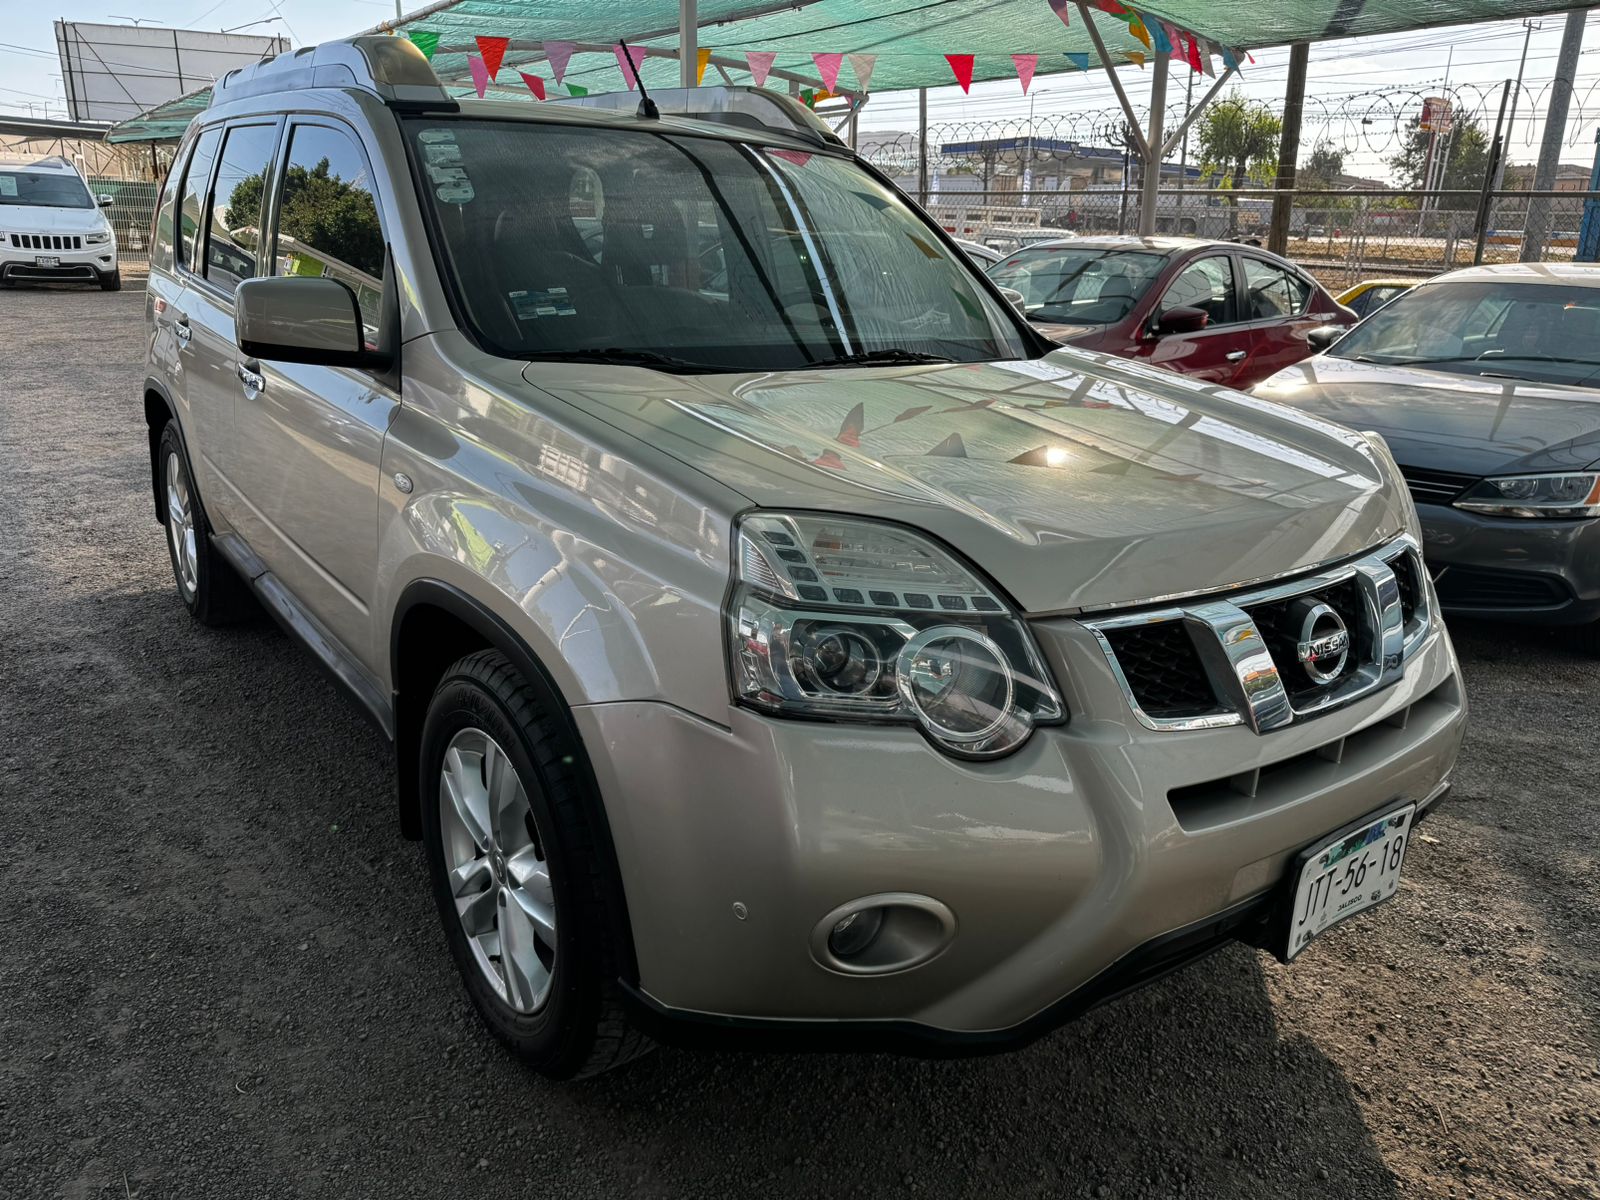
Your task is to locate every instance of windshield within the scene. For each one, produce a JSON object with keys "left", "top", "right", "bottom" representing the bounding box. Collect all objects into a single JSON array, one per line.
[
  {"left": 404, "top": 118, "right": 1028, "bottom": 372},
  {"left": 988, "top": 246, "right": 1166, "bottom": 324},
  {"left": 1331, "top": 279, "right": 1600, "bottom": 388},
  {"left": 0, "top": 170, "right": 93, "bottom": 210}
]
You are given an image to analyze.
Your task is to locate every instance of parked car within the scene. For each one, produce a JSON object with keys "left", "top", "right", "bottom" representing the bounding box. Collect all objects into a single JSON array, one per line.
[
  {"left": 952, "top": 237, "right": 1002, "bottom": 268},
  {"left": 1253, "top": 262, "right": 1600, "bottom": 653},
  {"left": 988, "top": 236, "right": 1356, "bottom": 389},
  {"left": 1337, "top": 278, "right": 1418, "bottom": 319},
  {"left": 0, "top": 155, "right": 120, "bottom": 290},
  {"left": 143, "top": 38, "right": 1464, "bottom": 1079}
]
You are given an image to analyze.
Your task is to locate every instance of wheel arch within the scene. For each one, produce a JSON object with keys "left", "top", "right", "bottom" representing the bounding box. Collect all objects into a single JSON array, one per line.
[
  {"left": 389, "top": 578, "right": 640, "bottom": 986},
  {"left": 143, "top": 378, "right": 178, "bottom": 525}
]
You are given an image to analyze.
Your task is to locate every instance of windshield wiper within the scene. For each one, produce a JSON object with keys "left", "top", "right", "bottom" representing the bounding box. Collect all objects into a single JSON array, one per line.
[
  {"left": 801, "top": 348, "right": 953, "bottom": 369},
  {"left": 525, "top": 347, "right": 721, "bottom": 373},
  {"left": 1473, "top": 354, "right": 1600, "bottom": 366}
]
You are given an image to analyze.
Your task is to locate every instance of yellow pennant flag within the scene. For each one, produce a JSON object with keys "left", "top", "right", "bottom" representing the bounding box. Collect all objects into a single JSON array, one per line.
[
  {"left": 1128, "top": 15, "right": 1152, "bottom": 49},
  {"left": 696, "top": 47, "right": 711, "bottom": 84},
  {"left": 1128, "top": 51, "right": 1146, "bottom": 68}
]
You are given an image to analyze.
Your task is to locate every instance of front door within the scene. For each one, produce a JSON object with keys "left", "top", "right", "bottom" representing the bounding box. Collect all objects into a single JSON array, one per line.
[
  {"left": 227, "top": 119, "right": 397, "bottom": 671},
  {"left": 1236, "top": 254, "right": 1332, "bottom": 387},
  {"left": 1136, "top": 251, "right": 1255, "bottom": 386}
]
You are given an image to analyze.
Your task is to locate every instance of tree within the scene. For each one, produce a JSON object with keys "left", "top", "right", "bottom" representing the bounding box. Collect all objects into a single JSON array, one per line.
[
  {"left": 1196, "top": 94, "right": 1282, "bottom": 232},
  {"left": 1388, "top": 112, "right": 1491, "bottom": 209},
  {"left": 1299, "top": 141, "right": 1346, "bottom": 190}
]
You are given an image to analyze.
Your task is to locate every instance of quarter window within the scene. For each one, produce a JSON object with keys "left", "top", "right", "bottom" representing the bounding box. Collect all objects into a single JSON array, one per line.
[
  {"left": 1243, "top": 257, "right": 1311, "bottom": 320},
  {"left": 204, "top": 124, "right": 278, "bottom": 295},
  {"left": 176, "top": 126, "right": 222, "bottom": 272},
  {"left": 272, "top": 124, "right": 386, "bottom": 336},
  {"left": 1160, "top": 255, "right": 1237, "bottom": 326}
]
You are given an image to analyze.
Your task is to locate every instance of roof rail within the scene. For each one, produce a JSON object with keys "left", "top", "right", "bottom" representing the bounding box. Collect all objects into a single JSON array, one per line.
[
  {"left": 555, "top": 85, "right": 845, "bottom": 149},
  {"left": 210, "top": 35, "right": 457, "bottom": 114}
]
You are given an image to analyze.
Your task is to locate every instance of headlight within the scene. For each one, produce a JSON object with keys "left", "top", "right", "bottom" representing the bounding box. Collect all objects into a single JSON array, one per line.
[
  {"left": 727, "top": 513, "right": 1064, "bottom": 758},
  {"left": 85, "top": 231, "right": 112, "bottom": 245},
  {"left": 1454, "top": 472, "right": 1600, "bottom": 519}
]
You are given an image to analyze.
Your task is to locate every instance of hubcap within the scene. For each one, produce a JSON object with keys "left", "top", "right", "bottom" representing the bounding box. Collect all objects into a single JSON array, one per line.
[
  {"left": 164, "top": 451, "right": 197, "bottom": 598},
  {"left": 439, "top": 728, "right": 557, "bottom": 1013}
]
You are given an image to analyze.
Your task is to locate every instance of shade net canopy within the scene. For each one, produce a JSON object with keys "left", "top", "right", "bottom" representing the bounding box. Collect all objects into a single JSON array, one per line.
[{"left": 108, "top": 0, "right": 1600, "bottom": 141}]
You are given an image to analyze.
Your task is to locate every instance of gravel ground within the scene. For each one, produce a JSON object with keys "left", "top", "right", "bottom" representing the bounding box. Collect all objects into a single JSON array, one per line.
[{"left": 2, "top": 288, "right": 1597, "bottom": 1200}]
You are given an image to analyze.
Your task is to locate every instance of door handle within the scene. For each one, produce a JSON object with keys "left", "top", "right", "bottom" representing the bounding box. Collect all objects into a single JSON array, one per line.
[
  {"left": 1225, "top": 350, "right": 1247, "bottom": 362},
  {"left": 236, "top": 360, "right": 265, "bottom": 395},
  {"left": 173, "top": 314, "right": 192, "bottom": 348}
]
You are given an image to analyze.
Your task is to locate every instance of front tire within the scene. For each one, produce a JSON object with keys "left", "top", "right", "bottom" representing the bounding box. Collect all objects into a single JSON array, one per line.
[
  {"left": 157, "top": 422, "right": 252, "bottom": 624},
  {"left": 99, "top": 268, "right": 122, "bottom": 292},
  {"left": 420, "top": 650, "right": 649, "bottom": 1079}
]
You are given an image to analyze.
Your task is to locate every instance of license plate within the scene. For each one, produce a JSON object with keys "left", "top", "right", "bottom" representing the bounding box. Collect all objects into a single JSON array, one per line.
[
  {"left": 1287, "top": 803, "right": 1415, "bottom": 959},
  {"left": 34, "top": 255, "right": 59, "bottom": 267}
]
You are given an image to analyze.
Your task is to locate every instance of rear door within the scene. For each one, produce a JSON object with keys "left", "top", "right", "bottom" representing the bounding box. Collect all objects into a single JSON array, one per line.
[
  {"left": 1135, "top": 251, "right": 1255, "bottom": 385},
  {"left": 226, "top": 118, "right": 398, "bottom": 670},
  {"left": 1237, "top": 254, "right": 1339, "bottom": 385}
]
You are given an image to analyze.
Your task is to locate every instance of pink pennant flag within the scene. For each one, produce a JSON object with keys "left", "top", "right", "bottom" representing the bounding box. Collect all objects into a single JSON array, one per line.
[
  {"left": 1163, "top": 22, "right": 1185, "bottom": 60},
  {"left": 945, "top": 53, "right": 974, "bottom": 93},
  {"left": 847, "top": 52, "right": 876, "bottom": 93},
  {"left": 1046, "top": 0, "right": 1072, "bottom": 26},
  {"left": 1011, "top": 53, "right": 1038, "bottom": 94},
  {"left": 467, "top": 54, "right": 490, "bottom": 98},
  {"left": 614, "top": 42, "right": 648, "bottom": 89},
  {"left": 544, "top": 40, "right": 575, "bottom": 83},
  {"left": 745, "top": 50, "right": 777, "bottom": 87},
  {"left": 811, "top": 52, "right": 843, "bottom": 93},
  {"left": 519, "top": 71, "right": 546, "bottom": 100},
  {"left": 475, "top": 36, "right": 509, "bottom": 79}
]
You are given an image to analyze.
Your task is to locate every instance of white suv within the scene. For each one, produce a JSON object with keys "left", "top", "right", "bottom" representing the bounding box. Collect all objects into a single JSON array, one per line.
[{"left": 0, "top": 156, "right": 120, "bottom": 290}]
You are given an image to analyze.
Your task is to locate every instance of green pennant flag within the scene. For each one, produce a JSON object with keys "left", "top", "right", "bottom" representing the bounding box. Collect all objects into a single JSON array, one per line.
[
  {"left": 566, "top": 82, "right": 589, "bottom": 97},
  {"left": 800, "top": 88, "right": 815, "bottom": 107},
  {"left": 408, "top": 30, "right": 439, "bottom": 60}
]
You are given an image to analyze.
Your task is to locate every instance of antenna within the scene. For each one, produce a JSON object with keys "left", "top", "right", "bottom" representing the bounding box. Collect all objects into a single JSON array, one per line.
[{"left": 617, "top": 39, "right": 658, "bottom": 120}]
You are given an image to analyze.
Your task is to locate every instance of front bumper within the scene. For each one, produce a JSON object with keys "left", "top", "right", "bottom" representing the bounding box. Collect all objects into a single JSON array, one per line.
[
  {"left": 1418, "top": 503, "right": 1600, "bottom": 625},
  {"left": 574, "top": 614, "right": 1465, "bottom": 1048},
  {"left": 1, "top": 240, "right": 117, "bottom": 284}
]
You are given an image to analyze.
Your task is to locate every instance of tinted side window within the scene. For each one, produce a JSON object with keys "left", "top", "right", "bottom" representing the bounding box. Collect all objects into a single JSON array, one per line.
[
  {"left": 1161, "top": 255, "right": 1236, "bottom": 325},
  {"left": 177, "top": 126, "right": 223, "bottom": 271},
  {"left": 1243, "top": 258, "right": 1311, "bottom": 320},
  {"left": 273, "top": 124, "right": 385, "bottom": 335},
  {"left": 152, "top": 133, "right": 192, "bottom": 271},
  {"left": 204, "top": 124, "right": 278, "bottom": 296}
]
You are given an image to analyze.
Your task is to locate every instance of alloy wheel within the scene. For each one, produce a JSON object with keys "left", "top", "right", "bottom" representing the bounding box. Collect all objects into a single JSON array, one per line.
[
  {"left": 439, "top": 727, "right": 558, "bottom": 1013},
  {"left": 165, "top": 451, "right": 198, "bottom": 598}
]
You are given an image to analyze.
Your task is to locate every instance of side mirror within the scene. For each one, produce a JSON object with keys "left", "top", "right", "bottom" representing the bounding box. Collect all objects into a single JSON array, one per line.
[
  {"left": 96, "top": 194, "right": 114, "bottom": 207},
  {"left": 997, "top": 285, "right": 1025, "bottom": 309},
  {"left": 235, "top": 276, "right": 379, "bottom": 369},
  {"left": 1154, "top": 305, "right": 1208, "bottom": 336},
  {"left": 1306, "top": 324, "right": 1345, "bottom": 353}
]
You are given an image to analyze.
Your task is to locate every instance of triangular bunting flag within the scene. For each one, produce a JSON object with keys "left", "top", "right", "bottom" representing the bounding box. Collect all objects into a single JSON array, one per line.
[
  {"left": 1221, "top": 46, "right": 1240, "bottom": 71},
  {"left": 1093, "top": 0, "right": 1129, "bottom": 14},
  {"left": 1011, "top": 53, "right": 1037, "bottom": 95},
  {"left": 1185, "top": 31, "right": 1203, "bottom": 72},
  {"left": 745, "top": 50, "right": 777, "bottom": 87},
  {"left": 519, "top": 71, "right": 546, "bottom": 100},
  {"left": 544, "top": 41, "right": 575, "bottom": 83},
  {"left": 847, "top": 53, "right": 876, "bottom": 92},
  {"left": 614, "top": 42, "right": 648, "bottom": 88},
  {"left": 945, "top": 54, "right": 974, "bottom": 93},
  {"left": 811, "top": 52, "right": 843, "bottom": 92},
  {"left": 1127, "top": 13, "right": 1152, "bottom": 48},
  {"left": 1046, "top": 0, "right": 1071, "bottom": 26},
  {"left": 1150, "top": 20, "right": 1172, "bottom": 55},
  {"left": 475, "top": 36, "right": 509, "bottom": 79},
  {"left": 1064, "top": 51, "right": 1090, "bottom": 70},
  {"left": 696, "top": 47, "right": 711, "bottom": 84},
  {"left": 1163, "top": 22, "right": 1185, "bottom": 60},
  {"left": 467, "top": 54, "right": 490, "bottom": 98},
  {"left": 1128, "top": 51, "right": 1146, "bottom": 68},
  {"left": 566, "top": 82, "right": 589, "bottom": 97},
  {"left": 799, "top": 88, "right": 814, "bottom": 107},
  {"left": 1199, "top": 38, "right": 1216, "bottom": 76},
  {"left": 407, "top": 30, "right": 439, "bottom": 60}
]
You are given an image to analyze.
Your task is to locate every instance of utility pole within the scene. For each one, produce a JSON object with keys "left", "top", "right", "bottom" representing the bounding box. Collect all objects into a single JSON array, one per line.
[
  {"left": 917, "top": 88, "right": 928, "bottom": 205},
  {"left": 1268, "top": 41, "right": 1309, "bottom": 257},
  {"left": 1524, "top": 8, "right": 1585, "bottom": 262},
  {"left": 1494, "top": 19, "right": 1540, "bottom": 192}
]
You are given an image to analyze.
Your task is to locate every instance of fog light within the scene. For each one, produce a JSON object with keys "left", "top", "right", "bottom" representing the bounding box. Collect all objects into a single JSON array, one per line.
[{"left": 827, "top": 907, "right": 885, "bottom": 959}]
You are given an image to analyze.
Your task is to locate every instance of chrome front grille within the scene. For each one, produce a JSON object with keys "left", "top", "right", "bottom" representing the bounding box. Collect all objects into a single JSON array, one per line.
[
  {"left": 8, "top": 233, "right": 82, "bottom": 251},
  {"left": 1398, "top": 465, "right": 1478, "bottom": 506},
  {"left": 1084, "top": 537, "right": 1432, "bottom": 733}
]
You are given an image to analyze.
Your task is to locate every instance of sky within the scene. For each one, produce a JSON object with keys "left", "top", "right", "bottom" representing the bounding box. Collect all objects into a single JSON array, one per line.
[{"left": 8, "top": 3, "right": 1600, "bottom": 182}]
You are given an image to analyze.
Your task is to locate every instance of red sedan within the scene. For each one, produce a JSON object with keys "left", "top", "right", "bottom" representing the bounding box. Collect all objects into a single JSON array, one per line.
[{"left": 987, "top": 236, "right": 1356, "bottom": 390}]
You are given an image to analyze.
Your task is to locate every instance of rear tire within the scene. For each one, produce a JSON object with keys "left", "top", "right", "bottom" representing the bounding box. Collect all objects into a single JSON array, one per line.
[
  {"left": 420, "top": 650, "right": 650, "bottom": 1080},
  {"left": 157, "top": 422, "right": 254, "bottom": 625},
  {"left": 1575, "top": 620, "right": 1600, "bottom": 658},
  {"left": 99, "top": 268, "right": 122, "bottom": 292}
]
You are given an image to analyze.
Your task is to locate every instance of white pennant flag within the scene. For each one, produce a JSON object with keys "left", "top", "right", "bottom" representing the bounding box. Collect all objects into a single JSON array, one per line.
[{"left": 847, "top": 52, "right": 876, "bottom": 93}]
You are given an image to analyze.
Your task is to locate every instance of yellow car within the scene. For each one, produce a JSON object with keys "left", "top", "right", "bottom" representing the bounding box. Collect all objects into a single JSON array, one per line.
[{"left": 1337, "top": 278, "right": 1417, "bottom": 318}]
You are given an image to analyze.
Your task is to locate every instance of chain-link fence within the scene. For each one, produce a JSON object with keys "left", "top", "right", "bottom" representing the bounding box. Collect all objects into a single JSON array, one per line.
[
  {"left": 894, "top": 180, "right": 1600, "bottom": 292},
  {"left": 88, "top": 177, "right": 161, "bottom": 272}
]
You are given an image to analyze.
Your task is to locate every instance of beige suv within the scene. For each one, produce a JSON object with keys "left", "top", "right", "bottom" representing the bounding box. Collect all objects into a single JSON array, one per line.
[{"left": 142, "top": 37, "right": 1466, "bottom": 1079}]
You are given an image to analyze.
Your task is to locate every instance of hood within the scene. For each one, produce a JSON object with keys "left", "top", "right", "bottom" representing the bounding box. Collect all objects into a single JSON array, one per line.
[
  {"left": 0, "top": 204, "right": 109, "bottom": 235},
  {"left": 524, "top": 348, "right": 1406, "bottom": 614},
  {"left": 1252, "top": 354, "right": 1600, "bottom": 476}
]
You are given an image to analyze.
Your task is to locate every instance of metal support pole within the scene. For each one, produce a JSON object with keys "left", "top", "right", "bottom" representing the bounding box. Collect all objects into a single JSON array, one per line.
[
  {"left": 1267, "top": 42, "right": 1308, "bottom": 257},
  {"left": 1524, "top": 8, "right": 1585, "bottom": 262},
  {"left": 1138, "top": 53, "right": 1167, "bottom": 235},
  {"left": 917, "top": 88, "right": 929, "bottom": 205},
  {"left": 1076, "top": 3, "right": 1149, "bottom": 158},
  {"left": 1474, "top": 80, "right": 1512, "bottom": 265},
  {"left": 678, "top": 0, "right": 697, "bottom": 88},
  {"left": 1494, "top": 20, "right": 1538, "bottom": 194}
]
